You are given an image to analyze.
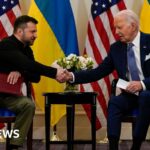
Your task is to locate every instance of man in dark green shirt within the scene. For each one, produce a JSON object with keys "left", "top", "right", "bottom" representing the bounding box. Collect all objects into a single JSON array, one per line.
[{"left": 0, "top": 15, "right": 65, "bottom": 150}]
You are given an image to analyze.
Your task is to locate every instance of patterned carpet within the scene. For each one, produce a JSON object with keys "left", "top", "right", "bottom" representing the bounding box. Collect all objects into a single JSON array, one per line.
[{"left": 0, "top": 140, "right": 150, "bottom": 150}]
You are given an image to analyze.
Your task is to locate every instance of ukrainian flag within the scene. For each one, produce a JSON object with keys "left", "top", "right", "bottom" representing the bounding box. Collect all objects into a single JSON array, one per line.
[
  {"left": 28, "top": 0, "right": 79, "bottom": 126},
  {"left": 140, "top": 0, "right": 150, "bottom": 33}
]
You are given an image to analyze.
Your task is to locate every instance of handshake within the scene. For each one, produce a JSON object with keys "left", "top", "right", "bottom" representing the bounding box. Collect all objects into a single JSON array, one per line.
[{"left": 55, "top": 68, "right": 73, "bottom": 83}]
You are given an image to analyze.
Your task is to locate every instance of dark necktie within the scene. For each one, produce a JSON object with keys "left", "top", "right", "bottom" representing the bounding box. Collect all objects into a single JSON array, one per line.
[{"left": 127, "top": 43, "right": 140, "bottom": 81}]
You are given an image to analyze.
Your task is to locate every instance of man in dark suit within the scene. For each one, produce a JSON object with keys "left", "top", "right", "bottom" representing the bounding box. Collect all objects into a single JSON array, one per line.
[{"left": 64, "top": 10, "right": 150, "bottom": 150}]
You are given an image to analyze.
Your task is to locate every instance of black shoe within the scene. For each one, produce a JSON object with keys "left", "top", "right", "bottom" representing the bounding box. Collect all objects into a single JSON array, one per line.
[
  {"left": 108, "top": 136, "right": 119, "bottom": 150},
  {"left": 130, "top": 137, "right": 143, "bottom": 150},
  {"left": 9, "top": 144, "right": 20, "bottom": 150}
]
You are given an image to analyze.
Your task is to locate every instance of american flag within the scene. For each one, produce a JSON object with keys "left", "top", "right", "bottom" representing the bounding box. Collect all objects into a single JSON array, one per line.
[
  {"left": 0, "top": 0, "right": 21, "bottom": 128},
  {"left": 0, "top": 0, "right": 21, "bottom": 40},
  {"left": 80, "top": 0, "right": 126, "bottom": 130}
]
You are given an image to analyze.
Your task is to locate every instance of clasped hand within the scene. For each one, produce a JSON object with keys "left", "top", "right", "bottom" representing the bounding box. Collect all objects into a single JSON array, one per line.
[
  {"left": 125, "top": 81, "right": 143, "bottom": 94},
  {"left": 56, "top": 68, "right": 73, "bottom": 83}
]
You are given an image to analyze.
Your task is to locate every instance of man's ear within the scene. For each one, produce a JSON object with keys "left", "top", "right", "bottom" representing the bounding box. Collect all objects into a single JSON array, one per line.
[
  {"left": 17, "top": 28, "right": 23, "bottom": 35},
  {"left": 131, "top": 22, "right": 137, "bottom": 32}
]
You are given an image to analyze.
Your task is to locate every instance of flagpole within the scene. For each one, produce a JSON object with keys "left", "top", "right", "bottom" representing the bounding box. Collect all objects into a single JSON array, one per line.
[
  {"left": 97, "top": 129, "right": 108, "bottom": 144},
  {"left": 50, "top": 125, "right": 61, "bottom": 141}
]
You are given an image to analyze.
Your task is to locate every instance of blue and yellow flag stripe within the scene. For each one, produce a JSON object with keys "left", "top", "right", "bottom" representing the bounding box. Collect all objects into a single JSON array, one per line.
[
  {"left": 34, "top": 0, "right": 79, "bottom": 55},
  {"left": 28, "top": 0, "right": 79, "bottom": 126}
]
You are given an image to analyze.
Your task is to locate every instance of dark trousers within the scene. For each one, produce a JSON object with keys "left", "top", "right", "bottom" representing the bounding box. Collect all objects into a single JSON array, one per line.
[{"left": 107, "top": 91, "right": 150, "bottom": 145}]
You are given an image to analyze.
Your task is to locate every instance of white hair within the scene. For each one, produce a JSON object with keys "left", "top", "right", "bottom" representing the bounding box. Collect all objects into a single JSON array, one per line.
[{"left": 115, "top": 9, "right": 139, "bottom": 29}]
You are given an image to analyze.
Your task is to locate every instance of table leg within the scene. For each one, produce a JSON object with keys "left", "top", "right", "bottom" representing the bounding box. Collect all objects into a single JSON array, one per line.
[
  {"left": 71, "top": 104, "right": 75, "bottom": 145},
  {"left": 45, "top": 103, "right": 50, "bottom": 150},
  {"left": 91, "top": 103, "right": 96, "bottom": 150},
  {"left": 67, "top": 104, "right": 74, "bottom": 150}
]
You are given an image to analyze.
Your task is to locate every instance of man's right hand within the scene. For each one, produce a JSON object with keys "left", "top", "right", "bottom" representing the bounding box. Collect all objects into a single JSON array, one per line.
[
  {"left": 63, "top": 69, "right": 74, "bottom": 82},
  {"left": 56, "top": 68, "right": 73, "bottom": 83},
  {"left": 56, "top": 68, "right": 67, "bottom": 83}
]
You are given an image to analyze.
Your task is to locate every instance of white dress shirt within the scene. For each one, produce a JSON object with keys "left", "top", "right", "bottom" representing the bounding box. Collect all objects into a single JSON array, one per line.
[{"left": 127, "top": 32, "right": 146, "bottom": 90}]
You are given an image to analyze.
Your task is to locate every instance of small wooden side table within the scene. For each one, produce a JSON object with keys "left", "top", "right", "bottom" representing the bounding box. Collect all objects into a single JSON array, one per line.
[{"left": 43, "top": 92, "right": 97, "bottom": 150}]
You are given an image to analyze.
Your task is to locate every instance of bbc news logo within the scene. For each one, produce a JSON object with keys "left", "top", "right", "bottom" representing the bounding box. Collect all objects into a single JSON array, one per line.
[{"left": 0, "top": 130, "right": 19, "bottom": 138}]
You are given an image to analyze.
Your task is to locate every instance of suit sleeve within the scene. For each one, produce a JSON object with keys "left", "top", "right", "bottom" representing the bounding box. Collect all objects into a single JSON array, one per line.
[
  {"left": 74, "top": 51, "right": 115, "bottom": 84},
  {"left": 143, "top": 56, "right": 150, "bottom": 90},
  {"left": 140, "top": 33, "right": 150, "bottom": 90}
]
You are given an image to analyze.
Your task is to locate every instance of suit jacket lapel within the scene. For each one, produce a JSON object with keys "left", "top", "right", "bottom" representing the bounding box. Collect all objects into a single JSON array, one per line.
[
  {"left": 140, "top": 32, "right": 147, "bottom": 70},
  {"left": 121, "top": 43, "right": 127, "bottom": 79}
]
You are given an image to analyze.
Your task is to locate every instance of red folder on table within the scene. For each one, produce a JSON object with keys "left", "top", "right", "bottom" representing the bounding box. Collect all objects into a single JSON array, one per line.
[{"left": 0, "top": 73, "right": 24, "bottom": 96}]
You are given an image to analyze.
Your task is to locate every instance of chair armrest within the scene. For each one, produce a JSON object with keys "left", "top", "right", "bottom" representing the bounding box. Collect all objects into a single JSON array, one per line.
[{"left": 111, "top": 79, "right": 118, "bottom": 96}]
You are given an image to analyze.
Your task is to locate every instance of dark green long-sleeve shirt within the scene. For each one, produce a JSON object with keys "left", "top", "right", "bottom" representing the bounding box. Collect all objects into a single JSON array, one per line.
[{"left": 0, "top": 35, "right": 57, "bottom": 83}]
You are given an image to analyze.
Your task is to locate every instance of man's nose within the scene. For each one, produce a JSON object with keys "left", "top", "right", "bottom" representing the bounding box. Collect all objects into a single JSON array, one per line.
[{"left": 34, "top": 33, "right": 37, "bottom": 38}]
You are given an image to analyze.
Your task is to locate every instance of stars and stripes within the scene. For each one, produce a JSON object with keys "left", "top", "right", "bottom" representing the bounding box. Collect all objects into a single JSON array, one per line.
[
  {"left": 81, "top": 0, "right": 126, "bottom": 130},
  {"left": 0, "top": 0, "right": 21, "bottom": 129},
  {"left": 0, "top": 0, "right": 21, "bottom": 40}
]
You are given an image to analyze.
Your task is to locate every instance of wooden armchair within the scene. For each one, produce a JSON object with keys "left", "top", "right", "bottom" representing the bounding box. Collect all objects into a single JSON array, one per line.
[
  {"left": 0, "top": 108, "right": 33, "bottom": 150},
  {"left": 0, "top": 73, "right": 33, "bottom": 150}
]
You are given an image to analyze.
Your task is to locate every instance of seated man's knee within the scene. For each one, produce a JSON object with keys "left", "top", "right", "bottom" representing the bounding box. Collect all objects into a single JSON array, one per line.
[
  {"left": 139, "top": 91, "right": 150, "bottom": 107},
  {"left": 109, "top": 96, "right": 117, "bottom": 104},
  {"left": 108, "top": 96, "right": 119, "bottom": 110},
  {"left": 21, "top": 97, "right": 35, "bottom": 111},
  {"left": 108, "top": 95, "right": 121, "bottom": 106},
  {"left": 27, "top": 98, "right": 35, "bottom": 110},
  {"left": 108, "top": 94, "right": 129, "bottom": 111}
]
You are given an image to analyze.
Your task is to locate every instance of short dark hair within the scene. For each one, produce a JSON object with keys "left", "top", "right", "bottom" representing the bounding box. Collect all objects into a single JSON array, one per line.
[{"left": 14, "top": 15, "right": 38, "bottom": 33}]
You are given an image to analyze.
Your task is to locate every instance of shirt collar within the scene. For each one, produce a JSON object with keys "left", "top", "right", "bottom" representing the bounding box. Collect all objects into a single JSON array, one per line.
[
  {"left": 11, "top": 35, "right": 25, "bottom": 49},
  {"left": 132, "top": 31, "right": 140, "bottom": 48}
]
